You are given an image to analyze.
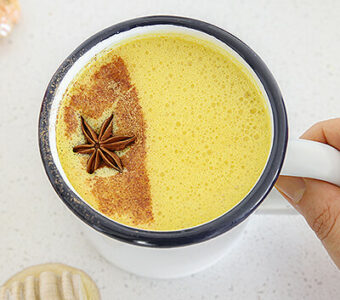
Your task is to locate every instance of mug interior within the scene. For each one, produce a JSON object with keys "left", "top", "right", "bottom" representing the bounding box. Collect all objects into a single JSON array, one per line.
[{"left": 39, "top": 16, "right": 287, "bottom": 248}]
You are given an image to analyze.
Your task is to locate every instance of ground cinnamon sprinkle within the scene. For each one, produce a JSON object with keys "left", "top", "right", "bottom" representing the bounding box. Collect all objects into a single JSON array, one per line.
[
  {"left": 63, "top": 106, "right": 77, "bottom": 138},
  {"left": 63, "top": 56, "right": 133, "bottom": 134},
  {"left": 63, "top": 55, "right": 153, "bottom": 225}
]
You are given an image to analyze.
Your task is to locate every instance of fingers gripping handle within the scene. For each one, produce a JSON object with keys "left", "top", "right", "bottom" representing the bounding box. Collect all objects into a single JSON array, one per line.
[{"left": 281, "top": 140, "right": 340, "bottom": 186}]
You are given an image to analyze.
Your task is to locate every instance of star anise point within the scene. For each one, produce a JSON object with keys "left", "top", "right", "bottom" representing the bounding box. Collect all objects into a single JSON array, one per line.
[{"left": 73, "top": 114, "right": 135, "bottom": 174}]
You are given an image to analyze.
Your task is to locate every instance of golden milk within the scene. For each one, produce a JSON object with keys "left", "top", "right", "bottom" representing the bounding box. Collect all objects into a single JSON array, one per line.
[{"left": 56, "top": 33, "right": 272, "bottom": 231}]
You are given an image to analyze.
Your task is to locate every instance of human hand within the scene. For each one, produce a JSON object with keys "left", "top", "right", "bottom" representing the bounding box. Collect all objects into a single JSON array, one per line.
[{"left": 276, "top": 118, "right": 340, "bottom": 269}]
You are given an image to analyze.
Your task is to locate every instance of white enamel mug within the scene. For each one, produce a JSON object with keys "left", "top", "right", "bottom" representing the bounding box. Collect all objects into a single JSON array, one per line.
[{"left": 39, "top": 16, "right": 340, "bottom": 279}]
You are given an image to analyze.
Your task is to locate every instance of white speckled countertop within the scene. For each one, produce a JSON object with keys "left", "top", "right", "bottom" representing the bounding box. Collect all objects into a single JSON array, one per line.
[{"left": 0, "top": 0, "right": 339, "bottom": 299}]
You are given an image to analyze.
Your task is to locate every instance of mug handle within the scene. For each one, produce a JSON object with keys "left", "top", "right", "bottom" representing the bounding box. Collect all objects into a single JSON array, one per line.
[{"left": 280, "top": 139, "right": 340, "bottom": 186}]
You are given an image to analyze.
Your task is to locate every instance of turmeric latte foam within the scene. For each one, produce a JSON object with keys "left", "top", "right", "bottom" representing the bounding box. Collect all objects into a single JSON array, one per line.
[{"left": 56, "top": 33, "right": 272, "bottom": 231}]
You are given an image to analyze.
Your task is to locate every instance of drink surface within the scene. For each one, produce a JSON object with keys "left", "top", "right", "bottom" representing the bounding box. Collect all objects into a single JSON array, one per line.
[{"left": 56, "top": 33, "right": 272, "bottom": 231}]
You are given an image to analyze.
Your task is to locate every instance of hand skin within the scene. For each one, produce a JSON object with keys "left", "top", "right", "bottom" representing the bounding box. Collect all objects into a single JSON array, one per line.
[{"left": 276, "top": 118, "right": 340, "bottom": 269}]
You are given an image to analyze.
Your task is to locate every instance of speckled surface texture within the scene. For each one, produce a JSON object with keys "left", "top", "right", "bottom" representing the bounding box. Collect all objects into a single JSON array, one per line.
[{"left": 0, "top": 0, "right": 339, "bottom": 299}]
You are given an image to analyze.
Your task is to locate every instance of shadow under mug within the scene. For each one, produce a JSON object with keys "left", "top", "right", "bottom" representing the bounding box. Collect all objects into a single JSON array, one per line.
[{"left": 39, "top": 16, "right": 340, "bottom": 278}]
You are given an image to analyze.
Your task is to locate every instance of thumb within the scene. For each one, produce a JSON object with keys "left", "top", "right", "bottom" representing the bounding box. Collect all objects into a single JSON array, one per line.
[{"left": 276, "top": 175, "right": 340, "bottom": 269}]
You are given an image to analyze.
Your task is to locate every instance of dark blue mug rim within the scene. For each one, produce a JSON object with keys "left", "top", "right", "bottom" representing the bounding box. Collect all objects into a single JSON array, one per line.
[{"left": 38, "top": 15, "right": 288, "bottom": 248}]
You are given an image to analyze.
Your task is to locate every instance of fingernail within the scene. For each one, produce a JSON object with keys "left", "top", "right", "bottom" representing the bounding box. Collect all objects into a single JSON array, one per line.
[{"left": 275, "top": 176, "right": 306, "bottom": 203}]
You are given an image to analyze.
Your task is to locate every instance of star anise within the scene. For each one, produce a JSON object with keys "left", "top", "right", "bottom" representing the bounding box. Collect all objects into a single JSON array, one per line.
[{"left": 73, "top": 114, "right": 136, "bottom": 174}]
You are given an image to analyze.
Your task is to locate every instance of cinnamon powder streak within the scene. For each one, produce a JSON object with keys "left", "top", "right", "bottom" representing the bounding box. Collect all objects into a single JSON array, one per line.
[{"left": 63, "top": 55, "right": 153, "bottom": 225}]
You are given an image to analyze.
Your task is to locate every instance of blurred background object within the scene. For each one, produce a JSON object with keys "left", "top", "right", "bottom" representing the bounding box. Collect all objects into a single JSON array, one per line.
[
  {"left": 0, "top": 263, "right": 100, "bottom": 300},
  {"left": 0, "top": 0, "right": 20, "bottom": 37}
]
